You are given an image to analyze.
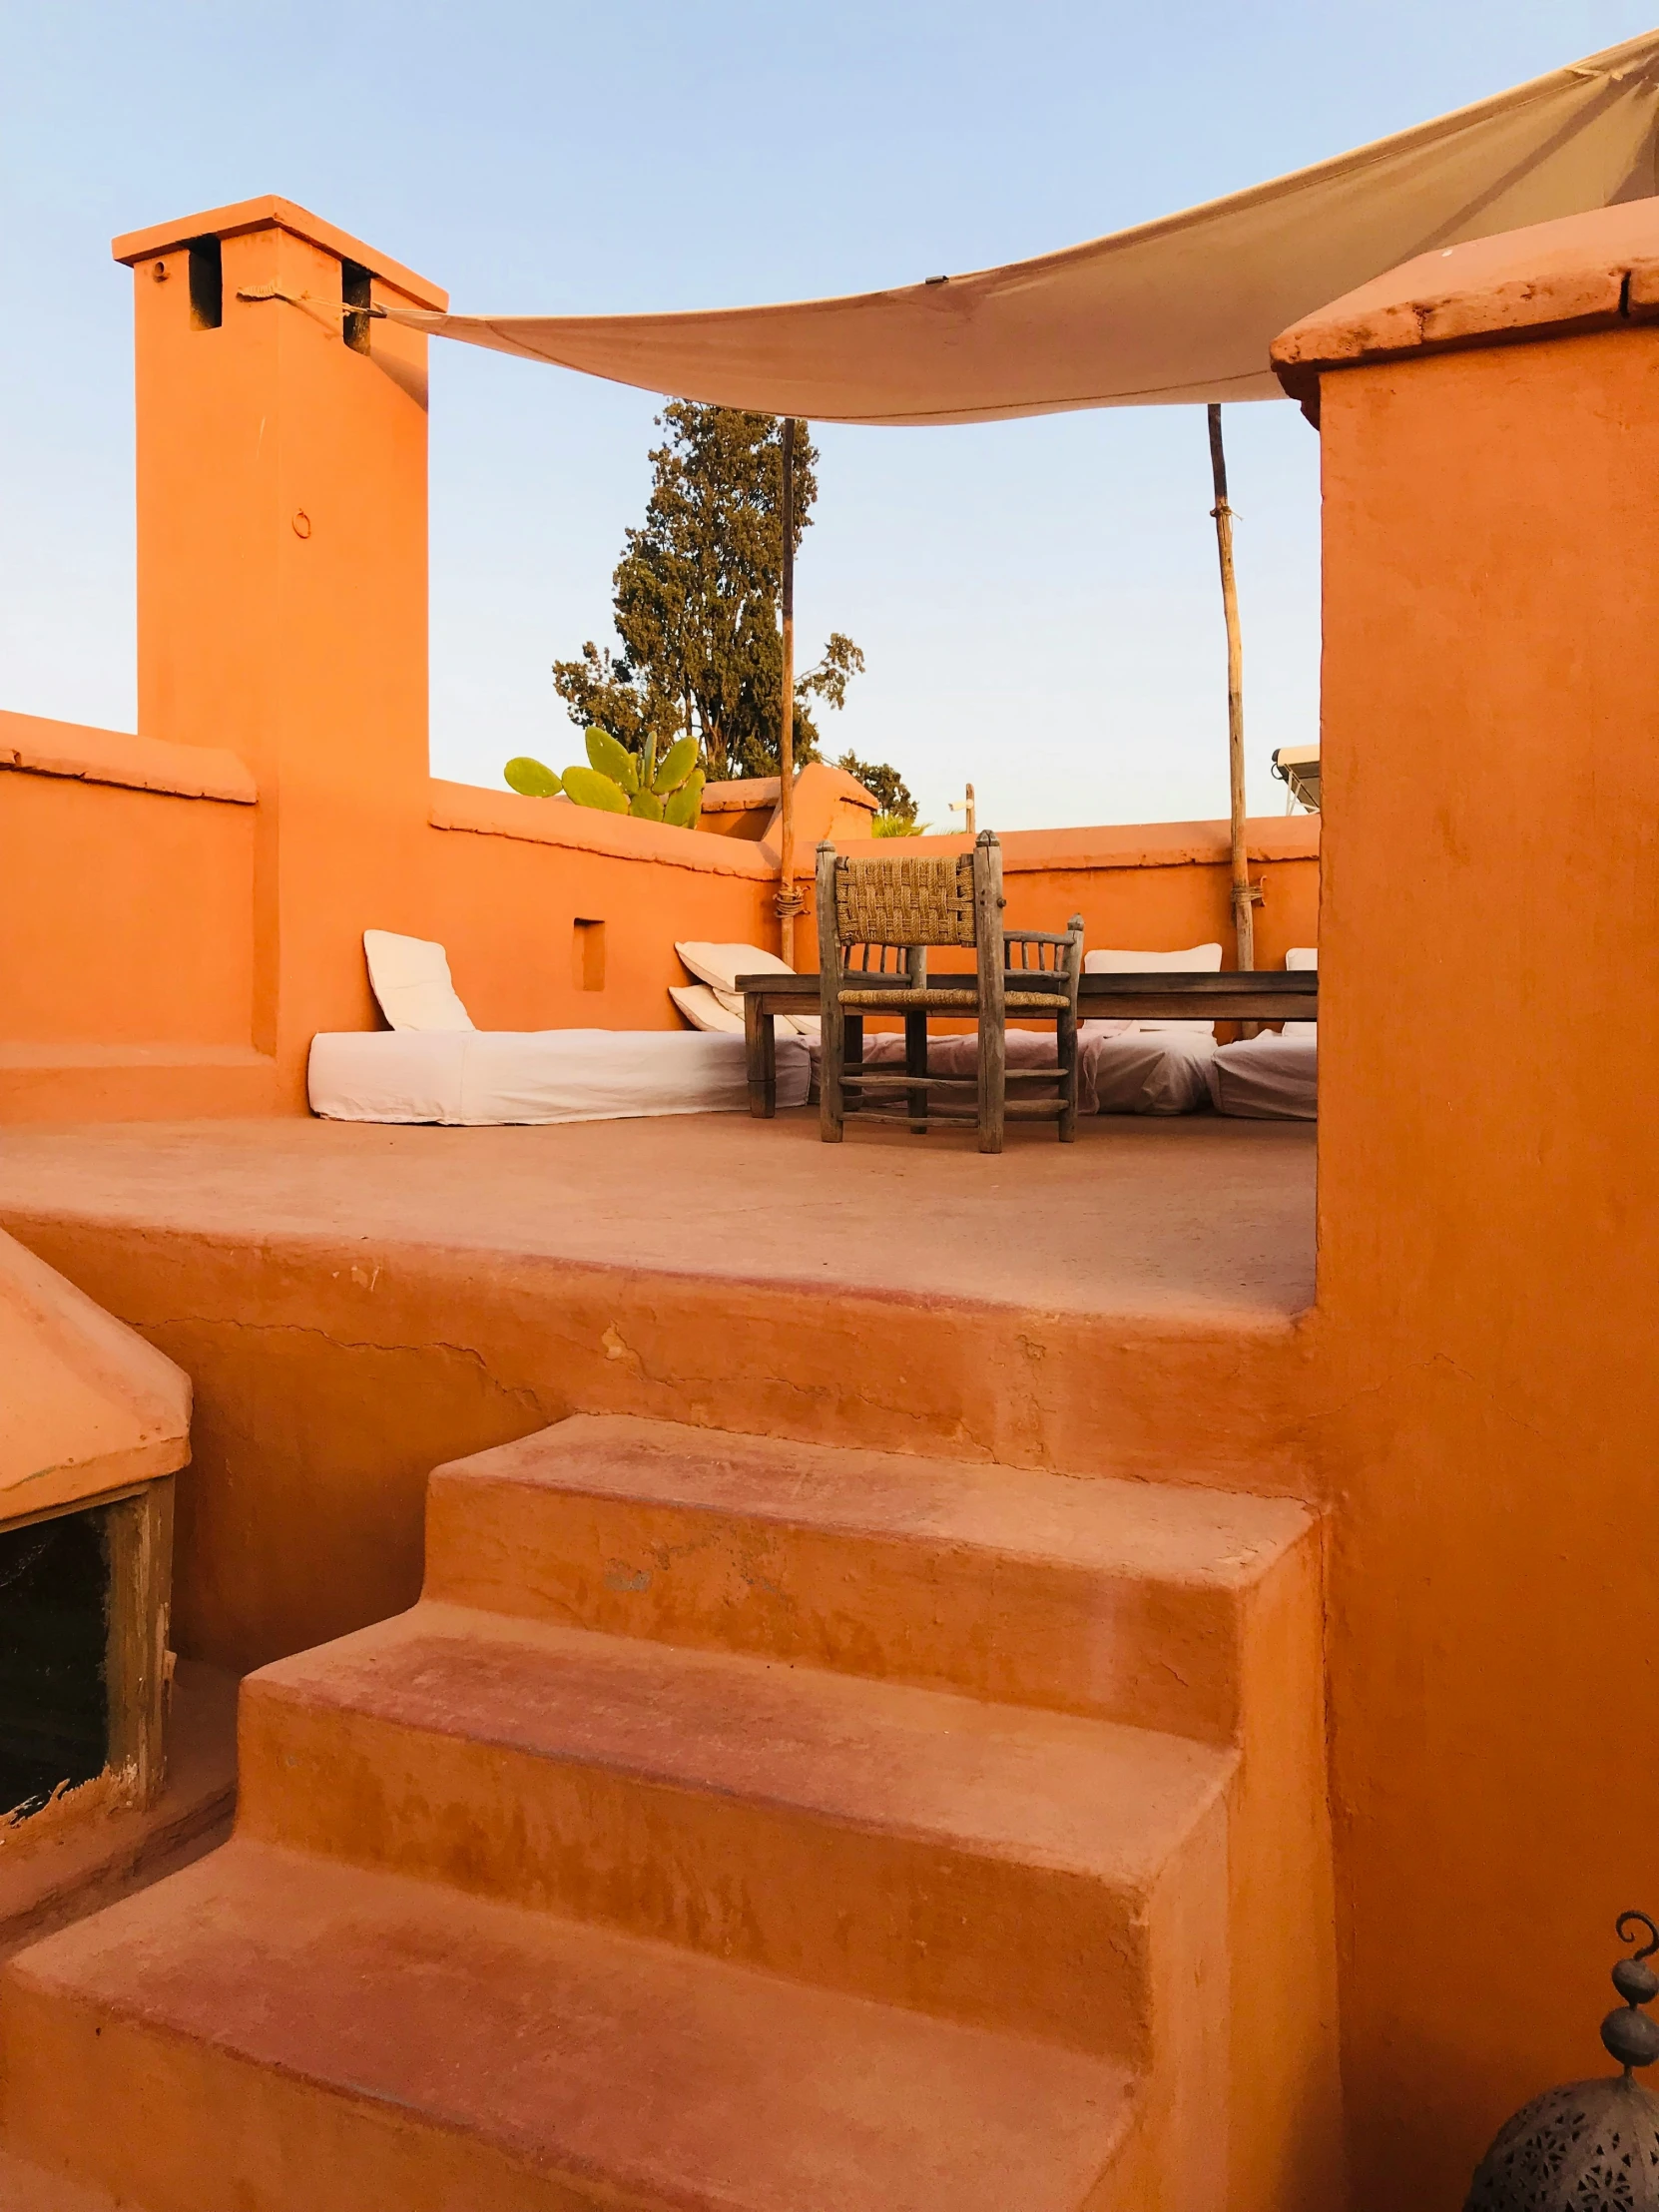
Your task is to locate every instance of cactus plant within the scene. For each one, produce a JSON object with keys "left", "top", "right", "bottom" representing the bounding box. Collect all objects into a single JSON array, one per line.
[{"left": 504, "top": 727, "right": 704, "bottom": 830}]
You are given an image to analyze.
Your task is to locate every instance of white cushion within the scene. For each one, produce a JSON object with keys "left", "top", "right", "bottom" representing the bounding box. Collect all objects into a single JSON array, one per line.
[
  {"left": 1084, "top": 1028, "right": 1216, "bottom": 1116},
  {"left": 1083, "top": 941, "right": 1223, "bottom": 1037},
  {"left": 675, "top": 940, "right": 795, "bottom": 992},
  {"left": 309, "top": 1027, "right": 810, "bottom": 1125},
  {"left": 670, "top": 983, "right": 745, "bottom": 1034},
  {"left": 362, "top": 930, "right": 475, "bottom": 1033},
  {"left": 1283, "top": 945, "right": 1317, "bottom": 1036},
  {"left": 806, "top": 1025, "right": 1093, "bottom": 1111},
  {"left": 676, "top": 939, "right": 819, "bottom": 1037},
  {"left": 1208, "top": 1030, "right": 1317, "bottom": 1120}
]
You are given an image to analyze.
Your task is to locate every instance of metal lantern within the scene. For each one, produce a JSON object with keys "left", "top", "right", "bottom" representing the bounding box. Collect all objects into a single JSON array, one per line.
[{"left": 1465, "top": 1912, "right": 1659, "bottom": 2209}]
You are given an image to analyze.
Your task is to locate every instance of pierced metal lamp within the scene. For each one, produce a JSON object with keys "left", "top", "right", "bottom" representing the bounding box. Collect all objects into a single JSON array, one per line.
[{"left": 1465, "top": 1912, "right": 1659, "bottom": 2209}]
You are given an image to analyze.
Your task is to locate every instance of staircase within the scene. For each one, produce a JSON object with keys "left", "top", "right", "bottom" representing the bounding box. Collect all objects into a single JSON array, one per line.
[{"left": 0, "top": 1415, "right": 1333, "bottom": 2211}]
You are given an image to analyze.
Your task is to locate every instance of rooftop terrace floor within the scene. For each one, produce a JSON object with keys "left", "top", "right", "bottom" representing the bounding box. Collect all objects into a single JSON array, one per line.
[
  {"left": 0, "top": 1110, "right": 1316, "bottom": 1326},
  {"left": 0, "top": 1113, "right": 1321, "bottom": 1669}
]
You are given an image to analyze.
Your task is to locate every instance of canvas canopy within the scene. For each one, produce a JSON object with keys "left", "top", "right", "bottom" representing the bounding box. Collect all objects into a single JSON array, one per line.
[{"left": 390, "top": 31, "right": 1659, "bottom": 425}]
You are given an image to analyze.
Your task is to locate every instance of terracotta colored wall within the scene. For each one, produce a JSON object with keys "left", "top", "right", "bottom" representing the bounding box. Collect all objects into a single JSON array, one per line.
[
  {"left": 0, "top": 196, "right": 1323, "bottom": 1125},
  {"left": 422, "top": 786, "right": 777, "bottom": 1031},
  {"left": 1307, "top": 323, "right": 1659, "bottom": 2204},
  {"left": 3, "top": 770, "right": 255, "bottom": 1048},
  {"left": 805, "top": 818, "right": 1319, "bottom": 974},
  {"left": 2, "top": 711, "right": 1309, "bottom": 1116}
]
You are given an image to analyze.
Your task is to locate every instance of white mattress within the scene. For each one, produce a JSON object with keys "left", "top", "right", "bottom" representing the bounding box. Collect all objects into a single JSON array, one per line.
[
  {"left": 308, "top": 1028, "right": 810, "bottom": 1126},
  {"left": 808, "top": 1027, "right": 1096, "bottom": 1113},
  {"left": 1208, "top": 1031, "right": 1318, "bottom": 1120},
  {"left": 1082, "top": 1026, "right": 1216, "bottom": 1115}
]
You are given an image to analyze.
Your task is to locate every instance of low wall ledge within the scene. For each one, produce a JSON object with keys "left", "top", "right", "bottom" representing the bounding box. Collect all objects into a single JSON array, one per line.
[
  {"left": 835, "top": 816, "right": 1320, "bottom": 872},
  {"left": 429, "top": 781, "right": 775, "bottom": 879},
  {"left": 0, "top": 712, "right": 258, "bottom": 806},
  {"left": 1272, "top": 200, "right": 1659, "bottom": 412}
]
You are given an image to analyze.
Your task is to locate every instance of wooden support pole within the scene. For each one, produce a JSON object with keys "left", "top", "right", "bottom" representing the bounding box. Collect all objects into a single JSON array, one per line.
[
  {"left": 777, "top": 417, "right": 801, "bottom": 967},
  {"left": 1208, "top": 403, "right": 1258, "bottom": 973}
]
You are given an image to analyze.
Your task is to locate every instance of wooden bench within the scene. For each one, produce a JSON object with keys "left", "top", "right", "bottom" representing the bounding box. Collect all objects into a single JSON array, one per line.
[{"left": 736, "top": 969, "right": 1319, "bottom": 1118}]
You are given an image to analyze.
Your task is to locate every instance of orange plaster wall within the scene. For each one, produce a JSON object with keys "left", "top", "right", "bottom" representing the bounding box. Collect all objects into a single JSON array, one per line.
[
  {"left": 421, "top": 798, "right": 777, "bottom": 1032},
  {"left": 1307, "top": 324, "right": 1659, "bottom": 2206},
  {"left": 1, "top": 719, "right": 1309, "bottom": 1116},
  {"left": 793, "top": 818, "right": 1320, "bottom": 993},
  {"left": 0, "top": 197, "right": 1325, "bottom": 1128},
  {"left": 3, "top": 767, "right": 255, "bottom": 1048}
]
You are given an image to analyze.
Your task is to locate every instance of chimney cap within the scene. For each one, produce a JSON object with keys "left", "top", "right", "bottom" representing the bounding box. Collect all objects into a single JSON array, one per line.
[{"left": 112, "top": 195, "right": 447, "bottom": 310}]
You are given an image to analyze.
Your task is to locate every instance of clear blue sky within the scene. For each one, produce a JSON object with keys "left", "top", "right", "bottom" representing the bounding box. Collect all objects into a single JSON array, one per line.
[{"left": 2, "top": 1, "right": 1650, "bottom": 830}]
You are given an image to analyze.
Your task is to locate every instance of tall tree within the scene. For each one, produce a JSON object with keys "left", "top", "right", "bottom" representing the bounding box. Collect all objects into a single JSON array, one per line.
[
  {"left": 552, "top": 403, "right": 864, "bottom": 781},
  {"left": 834, "top": 752, "right": 925, "bottom": 835}
]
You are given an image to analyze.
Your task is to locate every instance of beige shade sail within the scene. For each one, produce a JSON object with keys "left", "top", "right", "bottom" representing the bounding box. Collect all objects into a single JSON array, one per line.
[{"left": 390, "top": 31, "right": 1659, "bottom": 425}]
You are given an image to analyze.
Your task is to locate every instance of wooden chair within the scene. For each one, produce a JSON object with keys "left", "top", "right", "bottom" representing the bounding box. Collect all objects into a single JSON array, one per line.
[{"left": 815, "top": 830, "right": 1084, "bottom": 1154}]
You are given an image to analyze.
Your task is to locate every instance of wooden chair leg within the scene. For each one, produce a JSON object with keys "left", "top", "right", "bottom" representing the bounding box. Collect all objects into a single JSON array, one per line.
[
  {"left": 821, "top": 995, "right": 845, "bottom": 1143},
  {"left": 904, "top": 1011, "right": 928, "bottom": 1132},
  {"left": 1058, "top": 1007, "right": 1078, "bottom": 1142},
  {"left": 744, "top": 995, "right": 769, "bottom": 1118},
  {"left": 978, "top": 1010, "right": 1006, "bottom": 1155}
]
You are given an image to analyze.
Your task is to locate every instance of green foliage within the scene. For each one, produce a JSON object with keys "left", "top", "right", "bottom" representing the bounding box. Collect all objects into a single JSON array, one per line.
[
  {"left": 836, "top": 752, "right": 923, "bottom": 834},
  {"left": 502, "top": 725, "right": 704, "bottom": 829},
  {"left": 585, "top": 726, "right": 639, "bottom": 792},
  {"left": 560, "top": 764, "right": 631, "bottom": 814},
  {"left": 653, "top": 735, "right": 699, "bottom": 794},
  {"left": 504, "top": 756, "right": 563, "bottom": 798},
  {"left": 551, "top": 402, "right": 865, "bottom": 780},
  {"left": 663, "top": 770, "right": 706, "bottom": 829}
]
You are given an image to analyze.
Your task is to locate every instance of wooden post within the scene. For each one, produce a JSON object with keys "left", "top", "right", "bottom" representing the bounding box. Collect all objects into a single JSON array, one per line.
[
  {"left": 1208, "top": 403, "right": 1258, "bottom": 972},
  {"left": 972, "top": 831, "right": 1007, "bottom": 1155},
  {"left": 777, "top": 418, "right": 801, "bottom": 967},
  {"left": 102, "top": 1476, "right": 175, "bottom": 1809},
  {"left": 816, "top": 840, "right": 843, "bottom": 1141}
]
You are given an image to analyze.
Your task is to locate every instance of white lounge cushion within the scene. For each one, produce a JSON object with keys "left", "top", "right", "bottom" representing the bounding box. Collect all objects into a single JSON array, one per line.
[
  {"left": 806, "top": 1027, "right": 1098, "bottom": 1114},
  {"left": 675, "top": 939, "right": 818, "bottom": 1037},
  {"left": 1283, "top": 945, "right": 1317, "bottom": 1039},
  {"left": 1208, "top": 1030, "right": 1318, "bottom": 1120},
  {"left": 669, "top": 983, "right": 745, "bottom": 1034},
  {"left": 675, "top": 940, "right": 795, "bottom": 993},
  {"left": 1083, "top": 942, "right": 1224, "bottom": 1037},
  {"left": 1083, "top": 1026, "right": 1216, "bottom": 1115},
  {"left": 362, "top": 930, "right": 475, "bottom": 1032},
  {"left": 671, "top": 980, "right": 817, "bottom": 1039},
  {"left": 308, "top": 1028, "right": 810, "bottom": 1126}
]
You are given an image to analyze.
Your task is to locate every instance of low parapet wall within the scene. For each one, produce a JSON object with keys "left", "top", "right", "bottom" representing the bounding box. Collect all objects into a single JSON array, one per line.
[
  {"left": 809, "top": 816, "right": 1320, "bottom": 973},
  {"left": 3, "top": 705, "right": 1319, "bottom": 1122}
]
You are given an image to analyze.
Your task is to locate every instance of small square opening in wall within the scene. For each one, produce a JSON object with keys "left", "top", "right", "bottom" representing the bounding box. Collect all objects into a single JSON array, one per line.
[
  {"left": 0, "top": 1503, "right": 110, "bottom": 1822},
  {"left": 573, "top": 918, "right": 606, "bottom": 992},
  {"left": 341, "top": 258, "right": 372, "bottom": 354},
  {"left": 187, "top": 236, "right": 223, "bottom": 330}
]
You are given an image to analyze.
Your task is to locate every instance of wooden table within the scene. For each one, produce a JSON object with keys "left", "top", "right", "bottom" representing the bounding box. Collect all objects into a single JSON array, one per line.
[{"left": 736, "top": 970, "right": 1319, "bottom": 1117}]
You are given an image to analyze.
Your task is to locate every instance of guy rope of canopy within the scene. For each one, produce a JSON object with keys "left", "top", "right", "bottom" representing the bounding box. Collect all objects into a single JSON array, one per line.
[{"left": 392, "top": 31, "right": 1659, "bottom": 961}]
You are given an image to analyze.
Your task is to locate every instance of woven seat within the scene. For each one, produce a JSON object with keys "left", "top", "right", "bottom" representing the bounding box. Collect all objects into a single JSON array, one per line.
[{"left": 815, "top": 832, "right": 1084, "bottom": 1154}]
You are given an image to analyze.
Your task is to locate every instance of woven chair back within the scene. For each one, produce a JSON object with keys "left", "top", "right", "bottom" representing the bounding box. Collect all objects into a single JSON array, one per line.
[{"left": 832, "top": 852, "right": 977, "bottom": 949}]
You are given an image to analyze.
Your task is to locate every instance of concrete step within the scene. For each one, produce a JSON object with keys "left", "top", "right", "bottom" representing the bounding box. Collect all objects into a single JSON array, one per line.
[
  {"left": 2, "top": 1840, "right": 1142, "bottom": 2212},
  {"left": 239, "top": 1600, "right": 1233, "bottom": 2061},
  {"left": 424, "top": 1413, "right": 1316, "bottom": 1743}
]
